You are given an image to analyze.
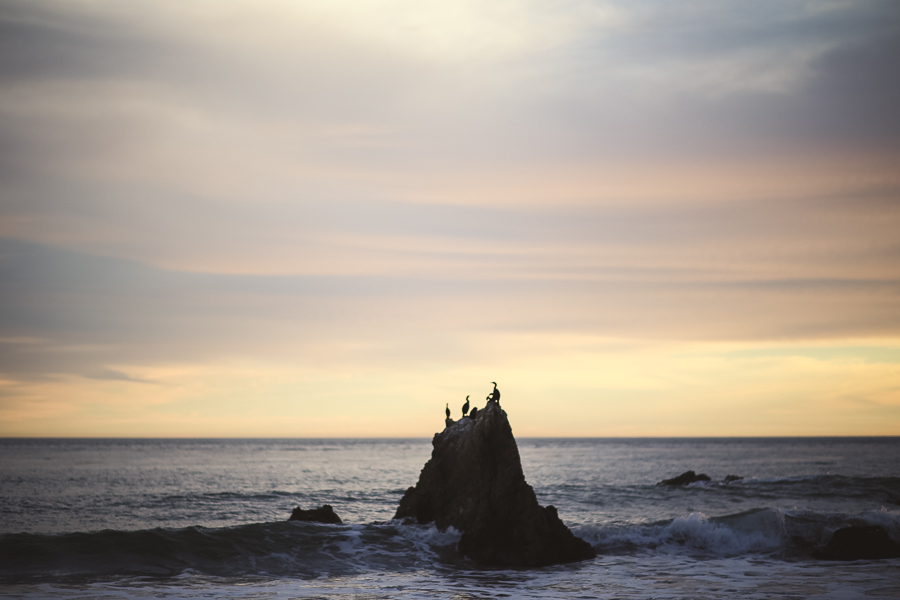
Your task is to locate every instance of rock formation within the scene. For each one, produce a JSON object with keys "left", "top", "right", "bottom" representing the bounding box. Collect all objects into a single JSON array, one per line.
[
  {"left": 394, "top": 401, "right": 595, "bottom": 566},
  {"left": 289, "top": 504, "right": 343, "bottom": 524},
  {"left": 812, "top": 525, "right": 900, "bottom": 560},
  {"left": 657, "top": 470, "right": 712, "bottom": 486}
]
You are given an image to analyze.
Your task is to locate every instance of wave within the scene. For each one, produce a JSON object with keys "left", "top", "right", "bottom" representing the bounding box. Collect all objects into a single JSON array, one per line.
[
  {"left": 644, "top": 474, "right": 900, "bottom": 492},
  {"left": 707, "top": 474, "right": 900, "bottom": 506},
  {"left": 617, "top": 474, "right": 900, "bottom": 508},
  {"left": 726, "top": 474, "right": 900, "bottom": 488},
  {"left": 0, "top": 521, "right": 461, "bottom": 584},
  {"left": 3, "top": 508, "right": 898, "bottom": 583},
  {"left": 578, "top": 507, "right": 900, "bottom": 558}
]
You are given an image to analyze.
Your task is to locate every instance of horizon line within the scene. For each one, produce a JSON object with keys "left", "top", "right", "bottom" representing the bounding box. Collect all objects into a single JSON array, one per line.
[{"left": 2, "top": 435, "right": 898, "bottom": 440}]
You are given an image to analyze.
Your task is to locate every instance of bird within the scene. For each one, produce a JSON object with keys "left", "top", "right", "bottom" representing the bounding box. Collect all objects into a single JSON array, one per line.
[
  {"left": 462, "top": 395, "right": 470, "bottom": 417},
  {"left": 469, "top": 406, "right": 478, "bottom": 419},
  {"left": 490, "top": 382, "right": 500, "bottom": 405},
  {"left": 445, "top": 403, "right": 450, "bottom": 420}
]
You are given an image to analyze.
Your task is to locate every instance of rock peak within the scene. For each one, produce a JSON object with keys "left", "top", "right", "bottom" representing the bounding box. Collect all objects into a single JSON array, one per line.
[{"left": 394, "top": 401, "right": 595, "bottom": 566}]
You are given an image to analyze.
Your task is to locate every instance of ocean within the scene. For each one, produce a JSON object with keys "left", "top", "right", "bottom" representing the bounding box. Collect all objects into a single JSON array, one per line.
[{"left": 1, "top": 436, "right": 899, "bottom": 599}]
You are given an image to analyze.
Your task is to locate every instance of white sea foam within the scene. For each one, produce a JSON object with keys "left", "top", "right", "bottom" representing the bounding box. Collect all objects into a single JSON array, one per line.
[
  {"left": 580, "top": 509, "right": 789, "bottom": 557},
  {"left": 394, "top": 522, "right": 461, "bottom": 548},
  {"left": 579, "top": 505, "right": 900, "bottom": 559}
]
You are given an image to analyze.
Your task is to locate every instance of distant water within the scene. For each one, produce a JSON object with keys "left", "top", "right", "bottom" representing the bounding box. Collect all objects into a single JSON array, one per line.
[{"left": 1, "top": 437, "right": 899, "bottom": 599}]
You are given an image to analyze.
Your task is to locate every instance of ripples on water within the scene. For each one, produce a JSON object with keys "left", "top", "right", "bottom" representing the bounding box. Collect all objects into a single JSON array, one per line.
[{"left": 1, "top": 437, "right": 899, "bottom": 598}]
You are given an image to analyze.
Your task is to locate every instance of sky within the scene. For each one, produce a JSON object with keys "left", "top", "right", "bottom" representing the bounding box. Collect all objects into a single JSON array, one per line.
[{"left": 0, "top": 0, "right": 898, "bottom": 437}]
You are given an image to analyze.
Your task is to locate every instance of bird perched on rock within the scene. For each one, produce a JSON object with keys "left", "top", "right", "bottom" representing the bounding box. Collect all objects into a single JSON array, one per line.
[
  {"left": 445, "top": 403, "right": 450, "bottom": 419},
  {"left": 469, "top": 406, "right": 478, "bottom": 419},
  {"left": 462, "top": 396, "right": 470, "bottom": 417},
  {"left": 489, "top": 382, "right": 500, "bottom": 406}
]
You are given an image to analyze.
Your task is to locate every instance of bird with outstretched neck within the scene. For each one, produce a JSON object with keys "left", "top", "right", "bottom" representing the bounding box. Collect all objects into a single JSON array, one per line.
[
  {"left": 488, "top": 382, "right": 500, "bottom": 406},
  {"left": 462, "top": 396, "right": 470, "bottom": 417}
]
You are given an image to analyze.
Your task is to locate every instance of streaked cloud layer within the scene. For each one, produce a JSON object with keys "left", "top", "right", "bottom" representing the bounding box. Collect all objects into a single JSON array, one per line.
[{"left": 1, "top": 0, "right": 898, "bottom": 436}]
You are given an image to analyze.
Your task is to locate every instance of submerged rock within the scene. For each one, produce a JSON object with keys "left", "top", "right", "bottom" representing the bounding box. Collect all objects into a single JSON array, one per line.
[
  {"left": 394, "top": 401, "right": 595, "bottom": 567},
  {"left": 723, "top": 474, "right": 743, "bottom": 483},
  {"left": 289, "top": 504, "right": 343, "bottom": 524},
  {"left": 812, "top": 525, "right": 900, "bottom": 560},
  {"left": 657, "top": 470, "right": 712, "bottom": 486}
]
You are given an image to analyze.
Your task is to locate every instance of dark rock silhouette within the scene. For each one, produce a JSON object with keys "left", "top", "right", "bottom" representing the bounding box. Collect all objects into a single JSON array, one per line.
[
  {"left": 394, "top": 401, "right": 595, "bottom": 566},
  {"left": 723, "top": 474, "right": 743, "bottom": 483},
  {"left": 657, "top": 470, "right": 712, "bottom": 486},
  {"left": 488, "top": 382, "right": 500, "bottom": 406},
  {"left": 812, "top": 525, "right": 900, "bottom": 560},
  {"left": 289, "top": 504, "right": 343, "bottom": 524}
]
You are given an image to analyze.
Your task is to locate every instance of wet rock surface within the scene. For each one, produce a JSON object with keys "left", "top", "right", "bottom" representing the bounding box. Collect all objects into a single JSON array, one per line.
[
  {"left": 289, "top": 504, "right": 343, "bottom": 524},
  {"left": 812, "top": 525, "right": 900, "bottom": 560},
  {"left": 394, "top": 402, "right": 596, "bottom": 567},
  {"left": 657, "top": 470, "right": 712, "bottom": 486}
]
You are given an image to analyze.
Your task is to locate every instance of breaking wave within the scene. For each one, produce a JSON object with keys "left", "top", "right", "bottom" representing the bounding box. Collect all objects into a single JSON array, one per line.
[
  {"left": 4, "top": 507, "right": 899, "bottom": 584},
  {"left": 579, "top": 507, "right": 900, "bottom": 558},
  {"left": 0, "top": 521, "right": 460, "bottom": 583}
]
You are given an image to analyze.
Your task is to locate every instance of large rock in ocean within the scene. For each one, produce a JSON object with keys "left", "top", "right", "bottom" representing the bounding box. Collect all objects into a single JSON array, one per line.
[{"left": 394, "top": 401, "right": 596, "bottom": 566}]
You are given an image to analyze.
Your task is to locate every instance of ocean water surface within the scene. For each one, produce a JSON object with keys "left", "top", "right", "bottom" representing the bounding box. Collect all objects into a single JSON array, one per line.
[{"left": 1, "top": 436, "right": 899, "bottom": 599}]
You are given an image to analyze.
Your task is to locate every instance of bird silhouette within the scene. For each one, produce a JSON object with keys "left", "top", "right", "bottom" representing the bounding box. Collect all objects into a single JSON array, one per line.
[
  {"left": 445, "top": 403, "right": 450, "bottom": 420},
  {"left": 490, "top": 382, "right": 500, "bottom": 406},
  {"left": 462, "top": 395, "right": 470, "bottom": 417}
]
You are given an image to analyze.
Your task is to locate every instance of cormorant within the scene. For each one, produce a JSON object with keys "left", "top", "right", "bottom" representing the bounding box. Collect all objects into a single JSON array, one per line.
[
  {"left": 490, "top": 382, "right": 500, "bottom": 405},
  {"left": 445, "top": 403, "right": 450, "bottom": 420},
  {"left": 462, "top": 395, "right": 470, "bottom": 417},
  {"left": 469, "top": 406, "right": 478, "bottom": 419}
]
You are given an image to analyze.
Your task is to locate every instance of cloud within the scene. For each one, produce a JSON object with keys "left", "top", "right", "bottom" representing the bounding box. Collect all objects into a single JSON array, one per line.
[
  {"left": 2, "top": 0, "right": 899, "bottom": 179},
  {"left": 84, "top": 368, "right": 157, "bottom": 384},
  {"left": 1, "top": 228, "right": 898, "bottom": 389},
  {"left": 1, "top": 0, "right": 898, "bottom": 434}
]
